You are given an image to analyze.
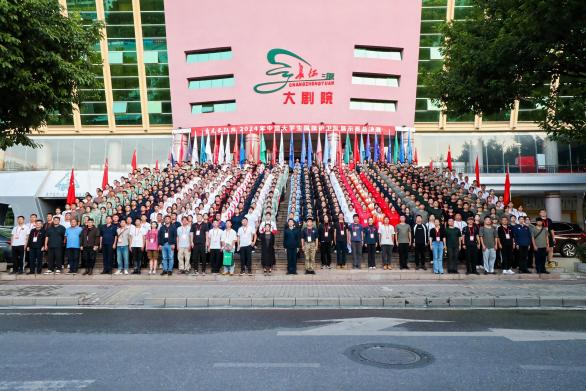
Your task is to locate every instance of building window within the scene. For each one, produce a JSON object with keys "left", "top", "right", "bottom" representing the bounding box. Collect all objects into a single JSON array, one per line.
[
  {"left": 349, "top": 98, "right": 396, "bottom": 112},
  {"left": 191, "top": 100, "right": 236, "bottom": 115},
  {"left": 351, "top": 72, "right": 399, "bottom": 87},
  {"left": 188, "top": 75, "right": 235, "bottom": 89},
  {"left": 186, "top": 47, "right": 232, "bottom": 63},
  {"left": 354, "top": 45, "right": 402, "bottom": 60}
]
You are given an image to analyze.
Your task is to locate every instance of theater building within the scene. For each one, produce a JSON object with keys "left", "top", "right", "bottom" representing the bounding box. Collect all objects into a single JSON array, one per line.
[{"left": 0, "top": 0, "right": 584, "bottom": 226}]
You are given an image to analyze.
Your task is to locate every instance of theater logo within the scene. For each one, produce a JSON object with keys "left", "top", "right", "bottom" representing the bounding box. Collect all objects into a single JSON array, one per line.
[
  {"left": 253, "top": 48, "right": 335, "bottom": 105},
  {"left": 55, "top": 172, "right": 79, "bottom": 192}
]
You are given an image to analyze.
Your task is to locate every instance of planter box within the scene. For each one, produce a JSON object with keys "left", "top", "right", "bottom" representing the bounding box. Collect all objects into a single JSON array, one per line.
[{"left": 576, "top": 262, "right": 586, "bottom": 274}]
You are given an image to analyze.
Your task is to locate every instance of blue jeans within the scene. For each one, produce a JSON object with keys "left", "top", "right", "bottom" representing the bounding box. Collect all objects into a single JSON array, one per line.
[
  {"left": 161, "top": 243, "right": 174, "bottom": 272},
  {"left": 432, "top": 241, "right": 444, "bottom": 273},
  {"left": 116, "top": 246, "right": 129, "bottom": 271}
]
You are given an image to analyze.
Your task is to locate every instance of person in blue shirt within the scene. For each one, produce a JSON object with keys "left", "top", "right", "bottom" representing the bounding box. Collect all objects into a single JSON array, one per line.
[
  {"left": 349, "top": 214, "right": 363, "bottom": 269},
  {"left": 363, "top": 217, "right": 379, "bottom": 269},
  {"left": 99, "top": 215, "right": 118, "bottom": 274},
  {"left": 513, "top": 216, "right": 532, "bottom": 273},
  {"left": 65, "top": 219, "right": 82, "bottom": 274},
  {"left": 158, "top": 215, "right": 177, "bottom": 275}
]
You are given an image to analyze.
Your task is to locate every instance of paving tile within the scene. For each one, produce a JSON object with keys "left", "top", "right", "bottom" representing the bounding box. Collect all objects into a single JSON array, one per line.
[{"left": 186, "top": 298, "right": 209, "bottom": 307}]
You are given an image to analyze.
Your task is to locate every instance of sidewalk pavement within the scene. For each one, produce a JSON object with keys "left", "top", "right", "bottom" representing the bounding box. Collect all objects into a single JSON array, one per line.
[{"left": 1, "top": 272, "right": 585, "bottom": 309}]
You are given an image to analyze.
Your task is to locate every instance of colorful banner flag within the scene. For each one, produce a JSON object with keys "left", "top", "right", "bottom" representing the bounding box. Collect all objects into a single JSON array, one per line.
[
  {"left": 279, "top": 130, "right": 284, "bottom": 164},
  {"left": 66, "top": 168, "right": 76, "bottom": 205},
  {"left": 101, "top": 159, "right": 108, "bottom": 189},
  {"left": 300, "top": 131, "right": 306, "bottom": 166},
  {"left": 260, "top": 132, "right": 267, "bottom": 163},
  {"left": 289, "top": 131, "right": 294, "bottom": 169}
]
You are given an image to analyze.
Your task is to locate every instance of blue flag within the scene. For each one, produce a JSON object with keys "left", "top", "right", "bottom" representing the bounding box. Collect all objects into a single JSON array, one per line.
[
  {"left": 399, "top": 132, "right": 405, "bottom": 164},
  {"left": 200, "top": 132, "right": 206, "bottom": 163},
  {"left": 239, "top": 132, "right": 245, "bottom": 166},
  {"left": 323, "top": 132, "right": 329, "bottom": 165},
  {"left": 307, "top": 132, "right": 313, "bottom": 167},
  {"left": 359, "top": 133, "right": 365, "bottom": 162},
  {"left": 407, "top": 128, "right": 412, "bottom": 164},
  {"left": 289, "top": 131, "right": 294, "bottom": 169},
  {"left": 300, "top": 132, "right": 306, "bottom": 167},
  {"left": 366, "top": 133, "right": 371, "bottom": 161},
  {"left": 374, "top": 133, "right": 379, "bottom": 162},
  {"left": 386, "top": 132, "right": 392, "bottom": 163}
]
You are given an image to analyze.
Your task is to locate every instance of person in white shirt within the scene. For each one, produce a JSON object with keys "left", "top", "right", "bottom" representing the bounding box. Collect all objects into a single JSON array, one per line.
[
  {"left": 129, "top": 219, "right": 145, "bottom": 274},
  {"left": 454, "top": 213, "right": 466, "bottom": 233},
  {"left": 237, "top": 217, "right": 257, "bottom": 275},
  {"left": 10, "top": 216, "right": 29, "bottom": 274},
  {"left": 221, "top": 220, "right": 238, "bottom": 275},
  {"left": 27, "top": 213, "right": 37, "bottom": 232},
  {"left": 61, "top": 212, "right": 72, "bottom": 229},
  {"left": 176, "top": 217, "right": 192, "bottom": 274},
  {"left": 378, "top": 216, "right": 396, "bottom": 270},
  {"left": 208, "top": 220, "right": 223, "bottom": 273}
]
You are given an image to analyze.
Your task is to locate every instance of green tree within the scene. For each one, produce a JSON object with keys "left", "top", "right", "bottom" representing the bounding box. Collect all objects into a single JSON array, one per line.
[
  {"left": 425, "top": 0, "right": 586, "bottom": 143},
  {"left": 0, "top": 0, "right": 102, "bottom": 149}
]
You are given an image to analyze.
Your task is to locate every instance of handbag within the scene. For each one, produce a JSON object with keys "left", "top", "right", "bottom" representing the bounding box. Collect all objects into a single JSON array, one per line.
[{"left": 223, "top": 251, "right": 234, "bottom": 266}]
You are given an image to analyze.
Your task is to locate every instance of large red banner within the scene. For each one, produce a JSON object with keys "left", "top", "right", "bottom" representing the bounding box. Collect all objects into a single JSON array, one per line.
[{"left": 173, "top": 123, "right": 400, "bottom": 136}]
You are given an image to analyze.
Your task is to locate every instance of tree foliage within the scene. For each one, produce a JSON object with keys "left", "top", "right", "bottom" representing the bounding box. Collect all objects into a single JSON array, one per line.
[
  {"left": 425, "top": 0, "right": 586, "bottom": 143},
  {"left": 0, "top": 0, "right": 102, "bottom": 150}
]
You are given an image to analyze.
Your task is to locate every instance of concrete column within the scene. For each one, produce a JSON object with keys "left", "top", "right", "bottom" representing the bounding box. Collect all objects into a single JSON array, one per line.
[
  {"left": 36, "top": 144, "right": 52, "bottom": 169},
  {"left": 108, "top": 142, "right": 122, "bottom": 171},
  {"left": 543, "top": 138, "right": 558, "bottom": 171},
  {"left": 544, "top": 192, "right": 562, "bottom": 221},
  {"left": 245, "top": 133, "right": 260, "bottom": 162},
  {"left": 576, "top": 194, "right": 585, "bottom": 229}
]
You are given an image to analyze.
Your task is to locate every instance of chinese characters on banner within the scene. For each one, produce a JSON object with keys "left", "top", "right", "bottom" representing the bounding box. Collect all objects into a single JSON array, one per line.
[{"left": 173, "top": 124, "right": 401, "bottom": 137}]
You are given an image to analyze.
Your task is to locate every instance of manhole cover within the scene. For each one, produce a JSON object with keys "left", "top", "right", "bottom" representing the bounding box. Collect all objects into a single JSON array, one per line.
[{"left": 344, "top": 343, "right": 433, "bottom": 369}]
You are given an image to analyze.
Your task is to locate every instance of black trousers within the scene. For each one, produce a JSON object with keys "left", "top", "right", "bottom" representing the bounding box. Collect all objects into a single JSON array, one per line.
[
  {"left": 286, "top": 247, "right": 298, "bottom": 274},
  {"left": 240, "top": 245, "right": 252, "bottom": 272},
  {"left": 102, "top": 244, "right": 114, "bottom": 272},
  {"left": 82, "top": 247, "right": 97, "bottom": 270},
  {"left": 414, "top": 243, "right": 427, "bottom": 267},
  {"left": 367, "top": 243, "right": 376, "bottom": 267},
  {"left": 500, "top": 245, "right": 513, "bottom": 270},
  {"left": 130, "top": 247, "right": 142, "bottom": 271},
  {"left": 398, "top": 243, "right": 410, "bottom": 268},
  {"left": 527, "top": 245, "right": 534, "bottom": 268},
  {"left": 47, "top": 247, "right": 63, "bottom": 271},
  {"left": 535, "top": 247, "right": 547, "bottom": 273},
  {"left": 518, "top": 245, "right": 529, "bottom": 272},
  {"left": 320, "top": 242, "right": 332, "bottom": 266},
  {"left": 11, "top": 245, "right": 25, "bottom": 273},
  {"left": 210, "top": 249, "right": 222, "bottom": 273},
  {"left": 191, "top": 243, "right": 206, "bottom": 272},
  {"left": 446, "top": 246, "right": 459, "bottom": 272},
  {"left": 29, "top": 247, "right": 43, "bottom": 273},
  {"left": 465, "top": 245, "right": 478, "bottom": 273},
  {"left": 66, "top": 248, "right": 80, "bottom": 272},
  {"left": 335, "top": 241, "right": 347, "bottom": 265}
]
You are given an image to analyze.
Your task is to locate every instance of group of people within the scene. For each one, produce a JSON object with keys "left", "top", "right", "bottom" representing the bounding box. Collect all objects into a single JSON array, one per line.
[{"left": 8, "top": 160, "right": 558, "bottom": 276}]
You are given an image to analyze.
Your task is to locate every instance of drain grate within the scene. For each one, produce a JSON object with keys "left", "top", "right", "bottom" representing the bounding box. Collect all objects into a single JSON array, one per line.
[{"left": 344, "top": 343, "right": 433, "bottom": 369}]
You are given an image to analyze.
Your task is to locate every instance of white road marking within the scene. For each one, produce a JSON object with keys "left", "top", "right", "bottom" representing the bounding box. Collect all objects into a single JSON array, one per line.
[
  {"left": 520, "top": 365, "right": 586, "bottom": 372},
  {"left": 0, "top": 313, "right": 82, "bottom": 316},
  {"left": 213, "top": 363, "right": 320, "bottom": 368},
  {"left": 277, "top": 317, "right": 586, "bottom": 341},
  {"left": 0, "top": 380, "right": 94, "bottom": 390}
]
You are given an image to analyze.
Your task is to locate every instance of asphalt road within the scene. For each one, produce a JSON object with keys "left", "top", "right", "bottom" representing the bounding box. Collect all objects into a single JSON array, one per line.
[{"left": 0, "top": 309, "right": 585, "bottom": 391}]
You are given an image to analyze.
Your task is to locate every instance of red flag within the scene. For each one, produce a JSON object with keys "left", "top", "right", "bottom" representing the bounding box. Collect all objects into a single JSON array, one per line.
[
  {"left": 233, "top": 132, "right": 239, "bottom": 166},
  {"left": 66, "top": 168, "right": 76, "bottom": 205},
  {"left": 178, "top": 138, "right": 184, "bottom": 165},
  {"left": 353, "top": 131, "right": 359, "bottom": 165},
  {"left": 213, "top": 134, "right": 219, "bottom": 164},
  {"left": 414, "top": 148, "right": 418, "bottom": 165},
  {"left": 131, "top": 149, "right": 137, "bottom": 171},
  {"left": 155, "top": 160, "right": 159, "bottom": 170},
  {"left": 271, "top": 130, "right": 277, "bottom": 165},
  {"left": 338, "top": 132, "right": 343, "bottom": 168},
  {"left": 446, "top": 145, "right": 452, "bottom": 171},
  {"left": 503, "top": 164, "right": 511, "bottom": 205},
  {"left": 101, "top": 159, "right": 108, "bottom": 189},
  {"left": 429, "top": 160, "right": 434, "bottom": 170},
  {"left": 475, "top": 156, "right": 480, "bottom": 185},
  {"left": 379, "top": 132, "right": 385, "bottom": 163}
]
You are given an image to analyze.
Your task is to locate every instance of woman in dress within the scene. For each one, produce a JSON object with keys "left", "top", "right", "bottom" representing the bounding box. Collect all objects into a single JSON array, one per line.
[{"left": 260, "top": 223, "right": 275, "bottom": 274}]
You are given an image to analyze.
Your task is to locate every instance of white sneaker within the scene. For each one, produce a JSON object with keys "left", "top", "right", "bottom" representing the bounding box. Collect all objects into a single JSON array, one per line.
[
  {"left": 508, "top": 269, "right": 515, "bottom": 275},
  {"left": 124, "top": 270, "right": 129, "bottom": 275},
  {"left": 114, "top": 270, "right": 122, "bottom": 275},
  {"left": 44, "top": 271, "right": 53, "bottom": 275}
]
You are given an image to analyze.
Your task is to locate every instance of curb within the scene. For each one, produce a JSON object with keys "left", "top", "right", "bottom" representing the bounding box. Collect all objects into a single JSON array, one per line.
[{"left": 2, "top": 296, "right": 585, "bottom": 309}]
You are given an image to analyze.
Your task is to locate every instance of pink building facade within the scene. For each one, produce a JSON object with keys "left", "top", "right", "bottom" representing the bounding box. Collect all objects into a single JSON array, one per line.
[{"left": 164, "top": 0, "right": 422, "bottom": 131}]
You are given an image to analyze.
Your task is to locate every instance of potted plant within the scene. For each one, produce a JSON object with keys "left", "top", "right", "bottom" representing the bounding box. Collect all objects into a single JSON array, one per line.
[{"left": 576, "top": 244, "right": 586, "bottom": 273}]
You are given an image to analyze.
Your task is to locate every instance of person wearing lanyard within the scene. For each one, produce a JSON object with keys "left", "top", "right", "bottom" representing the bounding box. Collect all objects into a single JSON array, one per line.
[
  {"left": 190, "top": 213, "right": 209, "bottom": 275},
  {"left": 429, "top": 219, "right": 446, "bottom": 274},
  {"left": 318, "top": 215, "right": 334, "bottom": 269},
  {"left": 221, "top": 220, "right": 238, "bottom": 276},
  {"left": 496, "top": 216, "right": 515, "bottom": 275},
  {"left": 65, "top": 219, "right": 82, "bottom": 274},
  {"left": 479, "top": 216, "right": 498, "bottom": 275},
  {"left": 157, "top": 215, "right": 177, "bottom": 276},
  {"left": 349, "top": 214, "right": 363, "bottom": 269},
  {"left": 99, "top": 216, "right": 117, "bottom": 275},
  {"left": 145, "top": 221, "right": 159, "bottom": 275},
  {"left": 364, "top": 217, "right": 379, "bottom": 270},
  {"left": 378, "top": 216, "right": 395, "bottom": 270},
  {"left": 115, "top": 220, "right": 130, "bottom": 275},
  {"left": 237, "top": 217, "right": 256, "bottom": 276},
  {"left": 26, "top": 220, "right": 46, "bottom": 275},
  {"left": 208, "top": 220, "right": 223, "bottom": 274},
  {"left": 81, "top": 219, "right": 100, "bottom": 275},
  {"left": 462, "top": 217, "right": 480, "bottom": 275},
  {"left": 513, "top": 216, "right": 532, "bottom": 274},
  {"left": 301, "top": 217, "right": 318, "bottom": 274},
  {"left": 335, "top": 212, "right": 349, "bottom": 269},
  {"left": 176, "top": 217, "right": 192, "bottom": 274},
  {"left": 10, "top": 216, "right": 28, "bottom": 274},
  {"left": 444, "top": 218, "right": 462, "bottom": 274}
]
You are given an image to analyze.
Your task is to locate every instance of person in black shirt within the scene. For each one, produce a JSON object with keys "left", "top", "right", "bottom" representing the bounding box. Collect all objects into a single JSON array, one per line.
[
  {"left": 334, "top": 212, "right": 348, "bottom": 268},
  {"left": 190, "top": 213, "right": 209, "bottom": 274},
  {"left": 412, "top": 215, "right": 428, "bottom": 270},
  {"left": 318, "top": 215, "right": 334, "bottom": 269},
  {"left": 462, "top": 217, "right": 480, "bottom": 275},
  {"left": 283, "top": 219, "right": 300, "bottom": 275},
  {"left": 496, "top": 216, "right": 515, "bottom": 275},
  {"left": 26, "top": 220, "right": 46, "bottom": 274},
  {"left": 260, "top": 223, "right": 275, "bottom": 274},
  {"left": 44, "top": 217, "right": 66, "bottom": 274}
]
